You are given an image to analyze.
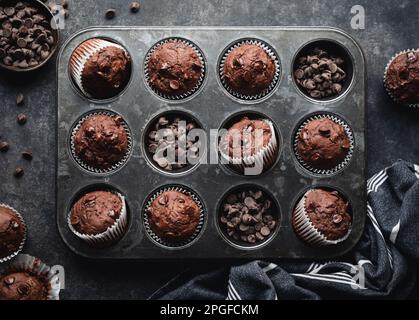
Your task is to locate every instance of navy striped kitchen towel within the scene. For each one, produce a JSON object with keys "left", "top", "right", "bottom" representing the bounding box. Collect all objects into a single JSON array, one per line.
[{"left": 150, "top": 160, "right": 419, "bottom": 300}]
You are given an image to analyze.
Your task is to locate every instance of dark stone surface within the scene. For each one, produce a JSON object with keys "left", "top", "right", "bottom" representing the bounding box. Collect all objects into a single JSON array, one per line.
[{"left": 0, "top": 0, "right": 418, "bottom": 300}]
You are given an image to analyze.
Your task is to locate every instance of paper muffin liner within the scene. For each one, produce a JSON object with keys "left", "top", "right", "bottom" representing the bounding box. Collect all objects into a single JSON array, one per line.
[
  {"left": 70, "top": 110, "right": 132, "bottom": 174},
  {"left": 383, "top": 48, "right": 419, "bottom": 108},
  {"left": 219, "top": 119, "right": 278, "bottom": 175},
  {"left": 144, "top": 38, "right": 206, "bottom": 101},
  {"left": 219, "top": 39, "right": 281, "bottom": 101},
  {"left": 67, "top": 191, "right": 128, "bottom": 246},
  {"left": 294, "top": 114, "right": 354, "bottom": 176},
  {"left": 69, "top": 38, "right": 130, "bottom": 99},
  {"left": 293, "top": 190, "right": 351, "bottom": 246},
  {"left": 2, "top": 254, "right": 61, "bottom": 300},
  {"left": 143, "top": 186, "right": 205, "bottom": 249},
  {"left": 0, "top": 204, "right": 27, "bottom": 264}
]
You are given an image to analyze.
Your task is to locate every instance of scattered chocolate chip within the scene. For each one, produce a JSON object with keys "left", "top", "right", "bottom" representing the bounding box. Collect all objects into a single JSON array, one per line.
[
  {"left": 22, "top": 150, "right": 32, "bottom": 160},
  {"left": 17, "top": 113, "right": 27, "bottom": 124},
  {"left": 14, "top": 166, "right": 24, "bottom": 178},
  {"left": 105, "top": 9, "right": 116, "bottom": 19},
  {"left": 130, "top": 1, "right": 141, "bottom": 13},
  {"left": 16, "top": 92, "right": 25, "bottom": 106},
  {"left": 0, "top": 141, "right": 9, "bottom": 152}
]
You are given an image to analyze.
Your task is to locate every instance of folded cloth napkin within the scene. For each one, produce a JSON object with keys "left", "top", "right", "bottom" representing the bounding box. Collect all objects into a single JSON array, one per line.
[{"left": 150, "top": 160, "right": 419, "bottom": 300}]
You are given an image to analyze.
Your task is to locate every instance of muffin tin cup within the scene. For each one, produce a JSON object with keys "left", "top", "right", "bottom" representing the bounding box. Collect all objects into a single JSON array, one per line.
[
  {"left": 67, "top": 192, "right": 128, "bottom": 247},
  {"left": 143, "top": 186, "right": 205, "bottom": 249},
  {"left": 144, "top": 38, "right": 206, "bottom": 101},
  {"left": 70, "top": 110, "right": 133, "bottom": 174},
  {"left": 4, "top": 254, "right": 61, "bottom": 300},
  {"left": 293, "top": 190, "right": 350, "bottom": 246},
  {"left": 69, "top": 38, "right": 130, "bottom": 99},
  {"left": 383, "top": 48, "right": 419, "bottom": 108},
  {"left": 0, "top": 204, "right": 27, "bottom": 264},
  {"left": 219, "top": 39, "right": 281, "bottom": 101},
  {"left": 294, "top": 113, "right": 354, "bottom": 176},
  {"left": 219, "top": 120, "right": 278, "bottom": 175}
]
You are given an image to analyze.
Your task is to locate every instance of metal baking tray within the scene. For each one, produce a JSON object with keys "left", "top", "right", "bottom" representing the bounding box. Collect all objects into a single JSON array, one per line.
[{"left": 56, "top": 27, "right": 366, "bottom": 259}]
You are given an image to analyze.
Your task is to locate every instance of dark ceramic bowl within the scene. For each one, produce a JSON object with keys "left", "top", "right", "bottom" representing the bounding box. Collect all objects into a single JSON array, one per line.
[{"left": 0, "top": 0, "right": 59, "bottom": 72}]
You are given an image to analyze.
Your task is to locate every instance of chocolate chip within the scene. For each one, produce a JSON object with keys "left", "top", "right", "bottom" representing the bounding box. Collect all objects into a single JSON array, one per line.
[
  {"left": 0, "top": 141, "right": 9, "bottom": 152},
  {"left": 4, "top": 7, "right": 15, "bottom": 17},
  {"left": 247, "top": 234, "right": 256, "bottom": 243},
  {"left": 169, "top": 80, "right": 180, "bottom": 90},
  {"left": 108, "top": 210, "right": 116, "bottom": 218},
  {"left": 332, "top": 214, "right": 343, "bottom": 224},
  {"left": 17, "top": 113, "right": 27, "bottom": 124},
  {"left": 22, "top": 150, "right": 32, "bottom": 160},
  {"left": 130, "top": 1, "right": 141, "bottom": 13},
  {"left": 158, "top": 194, "right": 168, "bottom": 206},
  {"left": 11, "top": 221, "right": 20, "bottom": 229},
  {"left": 16, "top": 93, "right": 25, "bottom": 106},
  {"left": 260, "top": 226, "right": 271, "bottom": 236},
  {"left": 4, "top": 277, "right": 15, "bottom": 286},
  {"left": 14, "top": 166, "right": 24, "bottom": 178},
  {"left": 105, "top": 9, "right": 116, "bottom": 19}
]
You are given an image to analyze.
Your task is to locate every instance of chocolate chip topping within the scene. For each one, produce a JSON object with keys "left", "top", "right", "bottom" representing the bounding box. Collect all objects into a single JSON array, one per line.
[
  {"left": 296, "top": 117, "right": 351, "bottom": 170},
  {"left": 70, "top": 191, "right": 123, "bottom": 235},
  {"left": 385, "top": 51, "right": 419, "bottom": 104},
  {"left": 0, "top": 206, "right": 25, "bottom": 259},
  {"left": 147, "top": 41, "right": 203, "bottom": 96},
  {"left": 79, "top": 45, "right": 131, "bottom": 100},
  {"left": 146, "top": 191, "right": 201, "bottom": 242},
  {"left": 0, "top": 272, "right": 48, "bottom": 300},
  {"left": 300, "top": 189, "right": 351, "bottom": 241},
  {"left": 74, "top": 114, "right": 129, "bottom": 170},
  {"left": 223, "top": 44, "right": 276, "bottom": 95}
]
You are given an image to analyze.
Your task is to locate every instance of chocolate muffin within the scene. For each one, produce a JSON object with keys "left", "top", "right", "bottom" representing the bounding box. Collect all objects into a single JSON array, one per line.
[
  {"left": 293, "top": 189, "right": 351, "bottom": 244},
  {"left": 0, "top": 272, "right": 49, "bottom": 300},
  {"left": 73, "top": 114, "right": 129, "bottom": 170},
  {"left": 147, "top": 40, "right": 203, "bottom": 96},
  {"left": 385, "top": 50, "right": 419, "bottom": 105},
  {"left": 0, "top": 206, "right": 25, "bottom": 260},
  {"left": 296, "top": 117, "right": 351, "bottom": 170},
  {"left": 223, "top": 43, "right": 276, "bottom": 96},
  {"left": 222, "top": 117, "right": 274, "bottom": 159},
  {"left": 70, "top": 38, "right": 131, "bottom": 99},
  {"left": 70, "top": 191, "right": 123, "bottom": 236},
  {"left": 146, "top": 190, "right": 201, "bottom": 242}
]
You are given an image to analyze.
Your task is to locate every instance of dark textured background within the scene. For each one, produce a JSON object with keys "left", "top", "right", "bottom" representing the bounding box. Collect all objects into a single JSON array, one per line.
[{"left": 0, "top": 0, "right": 418, "bottom": 300}]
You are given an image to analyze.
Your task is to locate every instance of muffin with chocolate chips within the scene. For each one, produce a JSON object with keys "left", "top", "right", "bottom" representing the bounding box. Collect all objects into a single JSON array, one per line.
[
  {"left": 69, "top": 190, "right": 128, "bottom": 245},
  {"left": 146, "top": 189, "right": 202, "bottom": 243},
  {"left": 296, "top": 117, "right": 351, "bottom": 171},
  {"left": 73, "top": 113, "right": 129, "bottom": 171},
  {"left": 0, "top": 272, "right": 49, "bottom": 300},
  {"left": 147, "top": 40, "right": 204, "bottom": 97},
  {"left": 69, "top": 38, "right": 131, "bottom": 99},
  {"left": 292, "top": 188, "right": 352, "bottom": 246},
  {"left": 0, "top": 205, "right": 26, "bottom": 262},
  {"left": 384, "top": 50, "right": 419, "bottom": 105},
  {"left": 223, "top": 43, "right": 276, "bottom": 96}
]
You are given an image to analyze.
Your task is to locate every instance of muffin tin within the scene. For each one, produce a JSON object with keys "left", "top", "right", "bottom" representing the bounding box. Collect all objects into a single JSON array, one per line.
[{"left": 57, "top": 27, "right": 366, "bottom": 259}]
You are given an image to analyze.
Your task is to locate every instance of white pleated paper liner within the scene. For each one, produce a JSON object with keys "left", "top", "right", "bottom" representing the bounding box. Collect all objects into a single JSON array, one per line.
[
  {"left": 70, "top": 110, "right": 132, "bottom": 174},
  {"left": 143, "top": 186, "right": 205, "bottom": 249},
  {"left": 292, "top": 190, "right": 351, "bottom": 246},
  {"left": 383, "top": 48, "right": 419, "bottom": 108},
  {"left": 69, "top": 38, "right": 131, "bottom": 99},
  {"left": 219, "top": 119, "right": 278, "bottom": 175},
  {"left": 67, "top": 192, "right": 128, "bottom": 247},
  {"left": 219, "top": 38, "right": 281, "bottom": 101},
  {"left": 144, "top": 38, "right": 206, "bottom": 101},
  {"left": 293, "top": 113, "right": 354, "bottom": 176},
  {"left": 3, "top": 254, "right": 61, "bottom": 300},
  {"left": 0, "top": 204, "right": 27, "bottom": 264}
]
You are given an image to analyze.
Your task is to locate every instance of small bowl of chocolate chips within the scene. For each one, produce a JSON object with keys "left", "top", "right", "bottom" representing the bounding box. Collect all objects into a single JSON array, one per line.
[{"left": 0, "top": 0, "right": 59, "bottom": 72}]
